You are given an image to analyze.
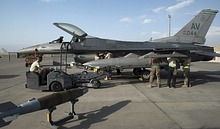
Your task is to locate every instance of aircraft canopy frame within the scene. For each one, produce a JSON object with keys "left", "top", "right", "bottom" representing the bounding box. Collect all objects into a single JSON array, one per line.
[{"left": 53, "top": 23, "right": 87, "bottom": 39}]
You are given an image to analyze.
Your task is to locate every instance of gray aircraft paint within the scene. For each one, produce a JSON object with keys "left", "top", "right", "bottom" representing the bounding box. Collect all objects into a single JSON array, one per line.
[
  {"left": 151, "top": 9, "right": 218, "bottom": 44},
  {"left": 17, "top": 9, "right": 219, "bottom": 72}
]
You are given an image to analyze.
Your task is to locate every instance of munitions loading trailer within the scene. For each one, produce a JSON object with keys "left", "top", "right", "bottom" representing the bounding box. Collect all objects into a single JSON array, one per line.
[
  {"left": 25, "top": 42, "right": 102, "bottom": 91},
  {"left": 26, "top": 70, "right": 102, "bottom": 91}
]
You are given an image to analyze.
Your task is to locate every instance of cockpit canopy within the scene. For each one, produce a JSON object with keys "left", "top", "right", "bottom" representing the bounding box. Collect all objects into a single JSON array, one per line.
[{"left": 53, "top": 23, "right": 87, "bottom": 40}]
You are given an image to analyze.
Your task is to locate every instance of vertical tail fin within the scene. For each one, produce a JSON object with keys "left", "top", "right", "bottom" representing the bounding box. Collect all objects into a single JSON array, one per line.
[
  {"left": 152, "top": 9, "right": 218, "bottom": 44},
  {"left": 174, "top": 9, "right": 218, "bottom": 44}
]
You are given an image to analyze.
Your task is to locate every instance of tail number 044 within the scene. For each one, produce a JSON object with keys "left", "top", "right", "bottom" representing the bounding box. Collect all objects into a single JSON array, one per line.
[{"left": 183, "top": 31, "right": 197, "bottom": 36}]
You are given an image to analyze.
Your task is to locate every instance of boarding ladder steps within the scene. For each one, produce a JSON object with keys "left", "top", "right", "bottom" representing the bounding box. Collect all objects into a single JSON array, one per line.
[{"left": 60, "top": 42, "right": 71, "bottom": 72}]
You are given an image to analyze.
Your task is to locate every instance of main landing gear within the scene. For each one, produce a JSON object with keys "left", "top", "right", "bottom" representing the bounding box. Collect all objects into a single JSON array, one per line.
[{"left": 133, "top": 68, "right": 150, "bottom": 80}]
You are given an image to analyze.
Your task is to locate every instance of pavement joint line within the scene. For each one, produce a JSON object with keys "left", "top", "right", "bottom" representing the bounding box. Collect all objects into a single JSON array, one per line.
[
  {"left": 0, "top": 81, "right": 25, "bottom": 91},
  {"left": 133, "top": 84, "right": 183, "bottom": 129}
]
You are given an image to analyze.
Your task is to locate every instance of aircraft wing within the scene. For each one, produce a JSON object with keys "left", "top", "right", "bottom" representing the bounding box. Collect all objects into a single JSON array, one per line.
[
  {"left": 139, "top": 52, "right": 188, "bottom": 59},
  {"left": 83, "top": 52, "right": 189, "bottom": 70},
  {"left": 195, "top": 52, "right": 220, "bottom": 57}
]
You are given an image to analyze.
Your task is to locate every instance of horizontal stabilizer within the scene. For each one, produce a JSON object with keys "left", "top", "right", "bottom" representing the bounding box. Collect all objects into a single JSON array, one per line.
[
  {"left": 196, "top": 52, "right": 220, "bottom": 57},
  {"left": 0, "top": 101, "right": 17, "bottom": 127},
  {"left": 140, "top": 52, "right": 188, "bottom": 59}
]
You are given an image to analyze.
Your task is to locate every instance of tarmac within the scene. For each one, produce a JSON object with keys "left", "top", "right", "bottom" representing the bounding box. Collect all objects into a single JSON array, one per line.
[{"left": 0, "top": 56, "right": 220, "bottom": 129}]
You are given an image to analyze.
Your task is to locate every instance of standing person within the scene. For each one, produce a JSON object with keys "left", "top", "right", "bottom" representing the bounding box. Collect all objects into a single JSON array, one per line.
[
  {"left": 104, "top": 51, "right": 121, "bottom": 75},
  {"left": 95, "top": 53, "right": 100, "bottom": 60},
  {"left": 104, "top": 52, "right": 113, "bottom": 59},
  {"left": 182, "top": 57, "right": 191, "bottom": 87},
  {"left": 104, "top": 52, "right": 113, "bottom": 80},
  {"left": 148, "top": 57, "right": 161, "bottom": 88},
  {"left": 167, "top": 57, "right": 180, "bottom": 88},
  {"left": 93, "top": 53, "right": 101, "bottom": 73}
]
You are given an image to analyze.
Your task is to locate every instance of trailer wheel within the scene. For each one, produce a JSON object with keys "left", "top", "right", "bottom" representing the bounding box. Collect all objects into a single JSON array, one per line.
[
  {"left": 50, "top": 81, "right": 62, "bottom": 92},
  {"left": 90, "top": 79, "right": 101, "bottom": 89}
]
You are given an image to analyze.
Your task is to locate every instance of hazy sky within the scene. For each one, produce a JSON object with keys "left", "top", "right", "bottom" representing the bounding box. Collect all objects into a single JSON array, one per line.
[{"left": 0, "top": 0, "right": 220, "bottom": 51}]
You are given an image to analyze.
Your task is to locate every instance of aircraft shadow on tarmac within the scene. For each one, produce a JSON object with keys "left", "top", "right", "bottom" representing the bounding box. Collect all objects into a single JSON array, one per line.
[
  {"left": 162, "top": 70, "right": 220, "bottom": 88},
  {"left": 0, "top": 75, "right": 19, "bottom": 79},
  {"left": 189, "top": 71, "right": 220, "bottom": 87},
  {"left": 99, "top": 70, "right": 220, "bottom": 89},
  {"left": 99, "top": 73, "right": 146, "bottom": 89},
  {"left": 59, "top": 100, "right": 131, "bottom": 129}
]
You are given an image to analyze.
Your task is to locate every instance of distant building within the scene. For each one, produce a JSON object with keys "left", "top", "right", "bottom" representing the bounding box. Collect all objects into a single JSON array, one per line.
[
  {"left": 0, "top": 48, "right": 8, "bottom": 57},
  {"left": 213, "top": 46, "right": 220, "bottom": 62}
]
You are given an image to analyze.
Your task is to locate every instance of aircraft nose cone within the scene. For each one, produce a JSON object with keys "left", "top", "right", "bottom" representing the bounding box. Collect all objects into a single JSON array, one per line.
[
  {"left": 18, "top": 46, "right": 38, "bottom": 53},
  {"left": 17, "top": 43, "right": 49, "bottom": 54}
]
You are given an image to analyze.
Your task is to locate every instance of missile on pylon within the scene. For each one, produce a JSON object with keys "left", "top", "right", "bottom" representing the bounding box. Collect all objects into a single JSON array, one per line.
[{"left": 0, "top": 87, "right": 88, "bottom": 127}]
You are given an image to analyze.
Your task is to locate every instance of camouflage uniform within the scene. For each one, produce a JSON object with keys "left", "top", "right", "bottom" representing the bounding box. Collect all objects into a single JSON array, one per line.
[
  {"left": 148, "top": 58, "right": 161, "bottom": 88},
  {"left": 182, "top": 58, "right": 191, "bottom": 87},
  {"left": 104, "top": 52, "right": 113, "bottom": 80}
]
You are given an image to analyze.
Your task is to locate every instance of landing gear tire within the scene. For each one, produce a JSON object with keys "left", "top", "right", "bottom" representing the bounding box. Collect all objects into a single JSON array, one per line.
[
  {"left": 141, "top": 70, "right": 150, "bottom": 80},
  {"left": 90, "top": 79, "right": 101, "bottom": 89},
  {"left": 82, "top": 71, "right": 88, "bottom": 75},
  {"left": 50, "top": 81, "right": 62, "bottom": 92},
  {"left": 133, "top": 68, "right": 142, "bottom": 75}
]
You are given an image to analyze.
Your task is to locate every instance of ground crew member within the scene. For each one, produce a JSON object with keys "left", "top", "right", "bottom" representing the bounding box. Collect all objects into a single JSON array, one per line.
[
  {"left": 104, "top": 52, "right": 113, "bottom": 59},
  {"left": 148, "top": 57, "right": 161, "bottom": 88},
  {"left": 104, "top": 52, "right": 113, "bottom": 80},
  {"left": 30, "top": 55, "right": 50, "bottom": 84},
  {"left": 95, "top": 53, "right": 100, "bottom": 60},
  {"left": 167, "top": 57, "right": 180, "bottom": 88},
  {"left": 30, "top": 55, "right": 43, "bottom": 73},
  {"left": 182, "top": 57, "right": 191, "bottom": 87},
  {"left": 30, "top": 55, "right": 45, "bottom": 84},
  {"left": 93, "top": 53, "right": 101, "bottom": 73},
  {"left": 104, "top": 51, "right": 121, "bottom": 75}
]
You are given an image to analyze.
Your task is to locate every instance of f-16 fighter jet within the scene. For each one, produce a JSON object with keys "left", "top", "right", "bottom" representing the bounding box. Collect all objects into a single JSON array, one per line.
[{"left": 18, "top": 9, "right": 220, "bottom": 79}]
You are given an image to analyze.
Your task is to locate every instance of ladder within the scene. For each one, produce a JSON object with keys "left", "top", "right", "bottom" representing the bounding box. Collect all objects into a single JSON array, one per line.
[{"left": 60, "top": 42, "right": 71, "bottom": 72}]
